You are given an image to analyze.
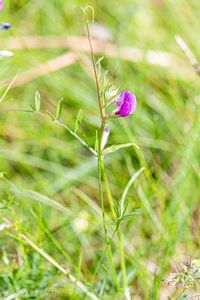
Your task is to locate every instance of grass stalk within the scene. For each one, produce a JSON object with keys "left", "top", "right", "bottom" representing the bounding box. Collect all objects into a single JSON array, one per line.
[
  {"left": 20, "top": 233, "right": 100, "bottom": 300},
  {"left": 99, "top": 146, "right": 130, "bottom": 298}
]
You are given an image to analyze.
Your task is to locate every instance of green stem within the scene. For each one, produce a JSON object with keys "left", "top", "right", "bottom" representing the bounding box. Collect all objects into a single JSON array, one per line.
[
  {"left": 99, "top": 142, "right": 129, "bottom": 296},
  {"left": 86, "top": 23, "right": 104, "bottom": 125},
  {"left": 86, "top": 15, "right": 123, "bottom": 294},
  {"left": 0, "top": 109, "right": 97, "bottom": 156},
  {"left": 97, "top": 127, "right": 120, "bottom": 290},
  {"left": 103, "top": 171, "right": 116, "bottom": 218},
  {"left": 117, "top": 227, "right": 127, "bottom": 291}
]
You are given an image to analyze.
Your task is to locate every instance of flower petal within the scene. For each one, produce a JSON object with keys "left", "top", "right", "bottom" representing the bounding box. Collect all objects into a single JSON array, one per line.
[
  {"left": 0, "top": 0, "right": 3, "bottom": 12},
  {"left": 117, "top": 90, "right": 137, "bottom": 117}
]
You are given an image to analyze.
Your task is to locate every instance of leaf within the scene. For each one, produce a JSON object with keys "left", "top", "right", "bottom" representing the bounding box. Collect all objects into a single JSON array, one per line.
[
  {"left": 46, "top": 110, "right": 55, "bottom": 121},
  {"left": 113, "top": 204, "right": 120, "bottom": 218},
  {"left": 34, "top": 91, "right": 41, "bottom": 112},
  {"left": 120, "top": 208, "right": 143, "bottom": 220},
  {"left": 96, "top": 56, "right": 104, "bottom": 66},
  {"left": 82, "top": 134, "right": 90, "bottom": 148},
  {"left": 103, "top": 142, "right": 139, "bottom": 156},
  {"left": 116, "top": 209, "right": 143, "bottom": 227},
  {"left": 96, "top": 57, "right": 104, "bottom": 76},
  {"left": 74, "top": 109, "right": 83, "bottom": 133},
  {"left": 121, "top": 199, "right": 129, "bottom": 216},
  {"left": 29, "top": 104, "right": 35, "bottom": 112},
  {"left": 56, "top": 98, "right": 63, "bottom": 120},
  {"left": 120, "top": 167, "right": 145, "bottom": 216}
]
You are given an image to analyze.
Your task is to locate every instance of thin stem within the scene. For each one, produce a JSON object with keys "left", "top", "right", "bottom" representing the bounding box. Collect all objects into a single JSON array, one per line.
[
  {"left": 86, "top": 20, "right": 118, "bottom": 286},
  {"left": 20, "top": 233, "right": 100, "bottom": 300},
  {"left": 100, "top": 160, "right": 129, "bottom": 298},
  {"left": 97, "top": 127, "right": 120, "bottom": 290},
  {"left": 54, "top": 120, "right": 97, "bottom": 156},
  {"left": 175, "top": 35, "right": 200, "bottom": 76},
  {"left": 117, "top": 228, "right": 128, "bottom": 292},
  {"left": 0, "top": 109, "right": 97, "bottom": 156},
  {"left": 102, "top": 170, "right": 115, "bottom": 218},
  {"left": 86, "top": 23, "right": 104, "bottom": 124},
  {"left": 0, "top": 72, "right": 19, "bottom": 104},
  {"left": 0, "top": 109, "right": 33, "bottom": 114}
]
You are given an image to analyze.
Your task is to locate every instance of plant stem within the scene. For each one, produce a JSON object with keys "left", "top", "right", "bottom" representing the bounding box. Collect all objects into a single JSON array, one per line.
[
  {"left": 86, "top": 15, "right": 124, "bottom": 294},
  {"left": 20, "top": 233, "right": 100, "bottom": 300},
  {"left": 54, "top": 120, "right": 97, "bottom": 156},
  {"left": 117, "top": 227, "right": 128, "bottom": 292},
  {"left": 100, "top": 158, "right": 129, "bottom": 298},
  {"left": 97, "top": 127, "right": 120, "bottom": 290},
  {"left": 86, "top": 22, "right": 104, "bottom": 125},
  {"left": 0, "top": 109, "right": 97, "bottom": 156}
]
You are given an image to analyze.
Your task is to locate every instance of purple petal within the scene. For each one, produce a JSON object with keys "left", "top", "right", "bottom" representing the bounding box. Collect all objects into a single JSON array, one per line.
[
  {"left": 117, "top": 90, "right": 137, "bottom": 117},
  {"left": 0, "top": 0, "right": 3, "bottom": 12}
]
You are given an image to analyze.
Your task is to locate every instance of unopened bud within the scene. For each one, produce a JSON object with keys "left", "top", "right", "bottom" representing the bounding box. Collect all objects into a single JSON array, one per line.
[{"left": 101, "top": 127, "right": 110, "bottom": 150}]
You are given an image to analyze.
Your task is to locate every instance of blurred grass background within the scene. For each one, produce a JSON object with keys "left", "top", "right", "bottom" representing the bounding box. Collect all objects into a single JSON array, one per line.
[{"left": 0, "top": 0, "right": 200, "bottom": 299}]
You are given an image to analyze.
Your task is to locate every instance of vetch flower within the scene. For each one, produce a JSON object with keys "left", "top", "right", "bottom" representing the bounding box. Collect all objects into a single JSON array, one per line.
[
  {"left": 0, "top": 0, "right": 3, "bottom": 12},
  {"left": 116, "top": 90, "right": 137, "bottom": 117},
  {"left": 0, "top": 23, "right": 11, "bottom": 30}
]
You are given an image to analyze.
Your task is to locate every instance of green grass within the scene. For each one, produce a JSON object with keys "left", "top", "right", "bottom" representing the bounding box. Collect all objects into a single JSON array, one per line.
[{"left": 0, "top": 0, "right": 200, "bottom": 299}]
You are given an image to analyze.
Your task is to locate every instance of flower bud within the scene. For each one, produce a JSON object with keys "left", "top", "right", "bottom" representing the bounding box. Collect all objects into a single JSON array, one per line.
[{"left": 101, "top": 127, "right": 110, "bottom": 150}]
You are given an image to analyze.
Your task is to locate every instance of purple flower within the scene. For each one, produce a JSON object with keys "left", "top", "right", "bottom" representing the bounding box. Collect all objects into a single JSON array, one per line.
[
  {"left": 0, "top": 0, "right": 3, "bottom": 12},
  {"left": 0, "top": 23, "right": 11, "bottom": 30},
  {"left": 116, "top": 90, "right": 137, "bottom": 117}
]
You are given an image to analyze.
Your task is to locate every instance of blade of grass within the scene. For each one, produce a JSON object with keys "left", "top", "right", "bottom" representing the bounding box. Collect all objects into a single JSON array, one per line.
[{"left": 20, "top": 233, "right": 100, "bottom": 300}]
